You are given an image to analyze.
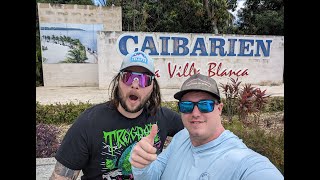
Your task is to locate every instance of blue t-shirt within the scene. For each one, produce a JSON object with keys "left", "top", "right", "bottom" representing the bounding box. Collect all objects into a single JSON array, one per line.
[{"left": 132, "top": 129, "right": 283, "bottom": 180}]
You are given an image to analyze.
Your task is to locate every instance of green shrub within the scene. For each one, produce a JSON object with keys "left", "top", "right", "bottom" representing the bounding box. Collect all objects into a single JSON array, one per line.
[
  {"left": 36, "top": 101, "right": 93, "bottom": 125},
  {"left": 223, "top": 120, "right": 284, "bottom": 174},
  {"left": 264, "top": 96, "right": 284, "bottom": 112},
  {"left": 221, "top": 96, "right": 284, "bottom": 115},
  {"left": 161, "top": 101, "right": 179, "bottom": 113},
  {"left": 36, "top": 97, "right": 283, "bottom": 125}
]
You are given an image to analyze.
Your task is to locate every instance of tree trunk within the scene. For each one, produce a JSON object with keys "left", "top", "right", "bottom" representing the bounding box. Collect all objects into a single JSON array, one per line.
[
  {"left": 133, "top": 0, "right": 136, "bottom": 31},
  {"left": 203, "top": 0, "right": 219, "bottom": 34}
]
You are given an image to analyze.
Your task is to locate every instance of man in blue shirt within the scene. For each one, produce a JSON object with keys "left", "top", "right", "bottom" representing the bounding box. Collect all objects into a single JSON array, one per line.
[{"left": 130, "top": 74, "right": 284, "bottom": 180}]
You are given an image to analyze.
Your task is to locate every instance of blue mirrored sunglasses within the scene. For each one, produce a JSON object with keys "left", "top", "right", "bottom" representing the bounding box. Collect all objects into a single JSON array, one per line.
[{"left": 178, "top": 100, "right": 216, "bottom": 113}]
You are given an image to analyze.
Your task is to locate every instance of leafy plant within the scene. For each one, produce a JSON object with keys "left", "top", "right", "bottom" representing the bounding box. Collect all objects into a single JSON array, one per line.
[
  {"left": 237, "top": 84, "right": 257, "bottom": 124},
  {"left": 36, "top": 123, "right": 60, "bottom": 158},
  {"left": 236, "top": 84, "right": 271, "bottom": 125},
  {"left": 220, "top": 77, "right": 241, "bottom": 122},
  {"left": 253, "top": 88, "right": 270, "bottom": 124}
]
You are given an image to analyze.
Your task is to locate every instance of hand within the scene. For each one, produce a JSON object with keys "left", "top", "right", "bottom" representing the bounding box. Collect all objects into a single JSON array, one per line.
[{"left": 130, "top": 124, "right": 158, "bottom": 169}]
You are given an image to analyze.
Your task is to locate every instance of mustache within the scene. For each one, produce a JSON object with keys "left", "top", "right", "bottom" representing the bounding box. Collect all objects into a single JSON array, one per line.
[{"left": 128, "top": 90, "right": 140, "bottom": 99}]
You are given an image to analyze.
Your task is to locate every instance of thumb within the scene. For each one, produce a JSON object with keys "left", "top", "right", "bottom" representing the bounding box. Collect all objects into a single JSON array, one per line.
[{"left": 146, "top": 124, "right": 158, "bottom": 145}]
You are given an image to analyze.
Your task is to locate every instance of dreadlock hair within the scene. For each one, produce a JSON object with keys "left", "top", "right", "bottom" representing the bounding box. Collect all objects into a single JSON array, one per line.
[{"left": 109, "top": 72, "right": 162, "bottom": 116}]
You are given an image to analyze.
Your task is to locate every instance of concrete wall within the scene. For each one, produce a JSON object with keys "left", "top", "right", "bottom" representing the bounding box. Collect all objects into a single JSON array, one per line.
[
  {"left": 42, "top": 64, "right": 98, "bottom": 86},
  {"left": 98, "top": 31, "right": 284, "bottom": 89},
  {"left": 37, "top": 3, "right": 122, "bottom": 27},
  {"left": 37, "top": 3, "right": 122, "bottom": 87}
]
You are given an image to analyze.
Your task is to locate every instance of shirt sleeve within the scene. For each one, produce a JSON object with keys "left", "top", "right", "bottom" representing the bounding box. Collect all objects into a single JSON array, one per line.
[
  {"left": 244, "top": 168, "right": 284, "bottom": 180},
  {"left": 55, "top": 110, "right": 90, "bottom": 170},
  {"left": 131, "top": 132, "right": 177, "bottom": 179}
]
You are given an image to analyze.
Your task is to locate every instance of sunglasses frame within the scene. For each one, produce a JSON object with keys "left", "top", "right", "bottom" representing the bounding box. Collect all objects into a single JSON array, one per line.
[
  {"left": 120, "top": 71, "right": 154, "bottom": 88},
  {"left": 178, "top": 99, "right": 217, "bottom": 113}
]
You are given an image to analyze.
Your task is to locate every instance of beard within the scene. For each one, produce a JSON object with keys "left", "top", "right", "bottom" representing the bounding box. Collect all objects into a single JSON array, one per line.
[{"left": 118, "top": 90, "right": 151, "bottom": 113}]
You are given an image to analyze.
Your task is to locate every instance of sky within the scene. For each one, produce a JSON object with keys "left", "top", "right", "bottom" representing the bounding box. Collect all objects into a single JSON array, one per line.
[
  {"left": 229, "top": 0, "right": 246, "bottom": 23},
  {"left": 94, "top": 0, "right": 106, "bottom": 6}
]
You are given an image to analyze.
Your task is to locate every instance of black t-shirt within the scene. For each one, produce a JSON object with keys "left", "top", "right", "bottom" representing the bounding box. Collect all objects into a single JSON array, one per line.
[{"left": 55, "top": 101, "right": 184, "bottom": 180}]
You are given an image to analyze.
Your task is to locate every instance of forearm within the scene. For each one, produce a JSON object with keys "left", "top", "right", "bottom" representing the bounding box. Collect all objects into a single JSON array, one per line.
[{"left": 49, "top": 161, "right": 80, "bottom": 180}]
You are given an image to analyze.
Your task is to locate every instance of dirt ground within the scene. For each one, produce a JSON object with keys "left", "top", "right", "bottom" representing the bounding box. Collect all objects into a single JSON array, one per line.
[{"left": 255, "top": 111, "right": 284, "bottom": 134}]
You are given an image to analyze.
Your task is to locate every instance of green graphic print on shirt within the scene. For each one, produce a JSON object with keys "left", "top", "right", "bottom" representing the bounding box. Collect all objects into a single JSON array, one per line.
[{"left": 101, "top": 123, "right": 160, "bottom": 180}]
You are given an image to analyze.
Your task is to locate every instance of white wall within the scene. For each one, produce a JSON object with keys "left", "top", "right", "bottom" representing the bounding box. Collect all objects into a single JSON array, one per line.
[
  {"left": 98, "top": 31, "right": 284, "bottom": 89},
  {"left": 43, "top": 64, "right": 98, "bottom": 87}
]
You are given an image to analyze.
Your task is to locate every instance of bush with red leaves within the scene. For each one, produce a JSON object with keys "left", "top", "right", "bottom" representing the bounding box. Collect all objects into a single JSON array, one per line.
[{"left": 36, "top": 123, "right": 60, "bottom": 158}]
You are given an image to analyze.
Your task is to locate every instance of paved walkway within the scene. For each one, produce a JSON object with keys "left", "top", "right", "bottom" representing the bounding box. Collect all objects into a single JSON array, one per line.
[
  {"left": 36, "top": 84, "right": 284, "bottom": 105},
  {"left": 36, "top": 158, "right": 82, "bottom": 180}
]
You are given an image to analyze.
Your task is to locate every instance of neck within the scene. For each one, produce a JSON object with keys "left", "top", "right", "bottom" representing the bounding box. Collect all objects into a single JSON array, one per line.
[
  {"left": 191, "top": 125, "right": 225, "bottom": 147},
  {"left": 117, "top": 104, "right": 143, "bottom": 119}
]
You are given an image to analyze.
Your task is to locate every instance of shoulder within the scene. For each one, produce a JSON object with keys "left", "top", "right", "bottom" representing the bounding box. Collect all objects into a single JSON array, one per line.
[
  {"left": 157, "top": 106, "right": 180, "bottom": 118},
  {"left": 239, "top": 150, "right": 273, "bottom": 166},
  {"left": 151, "top": 106, "right": 180, "bottom": 123},
  {"left": 170, "top": 128, "right": 188, "bottom": 143},
  {"left": 234, "top": 150, "right": 283, "bottom": 179},
  {"left": 85, "top": 101, "right": 113, "bottom": 112},
  {"left": 73, "top": 102, "right": 113, "bottom": 125},
  {"left": 240, "top": 151, "right": 278, "bottom": 169},
  {"left": 159, "top": 106, "right": 178, "bottom": 114},
  {"left": 81, "top": 102, "right": 113, "bottom": 117},
  {"left": 162, "top": 128, "right": 190, "bottom": 152}
]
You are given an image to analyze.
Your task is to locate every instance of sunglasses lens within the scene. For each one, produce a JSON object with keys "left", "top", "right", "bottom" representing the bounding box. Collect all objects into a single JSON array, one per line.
[
  {"left": 121, "top": 71, "right": 153, "bottom": 87},
  {"left": 142, "top": 74, "right": 153, "bottom": 87},
  {"left": 178, "top": 100, "right": 215, "bottom": 113},
  {"left": 178, "top": 101, "right": 194, "bottom": 113},
  {"left": 122, "top": 72, "right": 132, "bottom": 85},
  {"left": 198, "top": 100, "right": 214, "bottom": 113}
]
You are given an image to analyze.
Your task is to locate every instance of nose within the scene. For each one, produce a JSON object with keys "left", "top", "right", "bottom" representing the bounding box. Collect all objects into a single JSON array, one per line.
[
  {"left": 191, "top": 105, "right": 201, "bottom": 116},
  {"left": 131, "top": 77, "right": 140, "bottom": 89}
]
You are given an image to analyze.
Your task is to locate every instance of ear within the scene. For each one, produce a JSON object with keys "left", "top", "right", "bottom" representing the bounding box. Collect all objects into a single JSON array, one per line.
[{"left": 218, "top": 102, "right": 223, "bottom": 113}]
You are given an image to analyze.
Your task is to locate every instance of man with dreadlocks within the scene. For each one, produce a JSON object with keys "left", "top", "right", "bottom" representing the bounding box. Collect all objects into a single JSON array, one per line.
[{"left": 50, "top": 51, "right": 184, "bottom": 180}]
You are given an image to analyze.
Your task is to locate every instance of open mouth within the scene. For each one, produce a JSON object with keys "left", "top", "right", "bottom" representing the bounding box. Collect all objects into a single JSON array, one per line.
[{"left": 129, "top": 94, "right": 138, "bottom": 101}]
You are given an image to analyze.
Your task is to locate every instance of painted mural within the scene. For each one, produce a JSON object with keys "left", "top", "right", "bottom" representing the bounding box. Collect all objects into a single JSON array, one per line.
[{"left": 40, "top": 23, "right": 103, "bottom": 64}]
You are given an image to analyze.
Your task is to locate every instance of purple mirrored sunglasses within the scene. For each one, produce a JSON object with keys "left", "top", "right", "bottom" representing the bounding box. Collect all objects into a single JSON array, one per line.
[{"left": 120, "top": 71, "right": 154, "bottom": 88}]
